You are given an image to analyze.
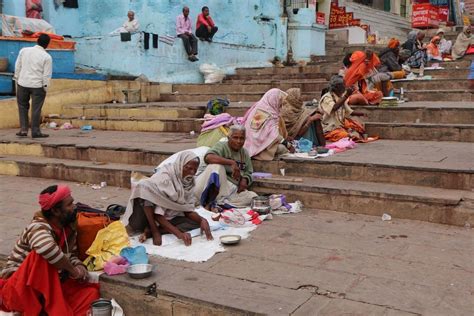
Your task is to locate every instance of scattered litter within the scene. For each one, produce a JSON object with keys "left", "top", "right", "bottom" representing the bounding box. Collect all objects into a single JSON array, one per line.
[
  {"left": 382, "top": 213, "right": 392, "bottom": 221},
  {"left": 92, "top": 161, "right": 108, "bottom": 165},
  {"left": 48, "top": 114, "right": 60, "bottom": 118},
  {"left": 173, "top": 91, "right": 179, "bottom": 94},
  {"left": 238, "top": 101, "right": 242, "bottom": 104},
  {"left": 200, "top": 63, "right": 226, "bottom": 84},
  {"left": 464, "top": 222, "right": 471, "bottom": 229},
  {"left": 81, "top": 116, "right": 86, "bottom": 120},
  {"left": 280, "top": 168, "right": 285, "bottom": 176},
  {"left": 252, "top": 172, "right": 272, "bottom": 179},
  {"left": 190, "top": 130, "right": 195, "bottom": 136},
  {"left": 101, "top": 196, "right": 109, "bottom": 200},
  {"left": 91, "top": 182, "right": 106, "bottom": 190},
  {"left": 60, "top": 122, "right": 74, "bottom": 130},
  {"left": 48, "top": 122, "right": 57, "bottom": 128},
  {"left": 113, "top": 100, "right": 117, "bottom": 104},
  {"left": 81, "top": 125, "right": 93, "bottom": 131},
  {"left": 122, "top": 100, "right": 127, "bottom": 104},
  {"left": 415, "top": 119, "right": 420, "bottom": 123}
]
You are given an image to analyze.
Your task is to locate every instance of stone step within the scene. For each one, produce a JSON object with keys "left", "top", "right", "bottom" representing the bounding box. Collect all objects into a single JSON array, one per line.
[
  {"left": 224, "top": 72, "right": 331, "bottom": 82},
  {"left": 392, "top": 79, "right": 471, "bottom": 90},
  {"left": 353, "top": 103, "right": 474, "bottom": 124},
  {"left": 59, "top": 101, "right": 474, "bottom": 125},
  {"left": 172, "top": 80, "right": 329, "bottom": 94},
  {"left": 366, "top": 122, "right": 474, "bottom": 142},
  {"left": 0, "top": 154, "right": 471, "bottom": 226},
  {"left": 1, "top": 131, "right": 471, "bottom": 191},
  {"left": 403, "top": 90, "right": 473, "bottom": 102}
]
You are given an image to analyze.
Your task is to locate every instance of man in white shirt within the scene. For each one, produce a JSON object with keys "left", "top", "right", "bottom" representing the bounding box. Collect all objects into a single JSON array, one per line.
[
  {"left": 123, "top": 11, "right": 140, "bottom": 33},
  {"left": 14, "top": 34, "right": 53, "bottom": 138}
]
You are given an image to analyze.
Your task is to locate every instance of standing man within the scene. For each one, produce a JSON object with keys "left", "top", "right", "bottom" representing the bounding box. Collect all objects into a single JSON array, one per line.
[
  {"left": 14, "top": 34, "right": 52, "bottom": 138},
  {"left": 196, "top": 6, "right": 218, "bottom": 42},
  {"left": 0, "top": 185, "right": 100, "bottom": 315},
  {"left": 177, "top": 6, "right": 199, "bottom": 62}
]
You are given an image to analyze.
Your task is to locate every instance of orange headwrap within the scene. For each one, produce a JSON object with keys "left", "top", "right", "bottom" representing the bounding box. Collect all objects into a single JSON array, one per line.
[
  {"left": 39, "top": 185, "right": 72, "bottom": 211},
  {"left": 388, "top": 38, "right": 400, "bottom": 49},
  {"left": 343, "top": 51, "right": 380, "bottom": 87}
]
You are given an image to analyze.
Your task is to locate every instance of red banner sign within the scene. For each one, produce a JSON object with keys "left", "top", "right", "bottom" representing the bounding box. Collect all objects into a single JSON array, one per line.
[
  {"left": 329, "top": 3, "right": 360, "bottom": 29},
  {"left": 316, "top": 12, "right": 326, "bottom": 25},
  {"left": 412, "top": 4, "right": 440, "bottom": 28}
]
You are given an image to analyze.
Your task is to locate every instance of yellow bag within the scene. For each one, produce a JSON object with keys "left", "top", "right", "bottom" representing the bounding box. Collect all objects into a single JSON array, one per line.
[{"left": 83, "top": 221, "right": 130, "bottom": 271}]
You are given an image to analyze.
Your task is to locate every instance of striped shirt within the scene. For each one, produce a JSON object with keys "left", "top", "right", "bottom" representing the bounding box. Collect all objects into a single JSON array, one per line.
[{"left": 1, "top": 213, "right": 83, "bottom": 279}]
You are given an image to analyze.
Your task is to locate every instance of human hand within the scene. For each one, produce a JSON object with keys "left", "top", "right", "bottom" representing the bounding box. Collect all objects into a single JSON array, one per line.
[
  {"left": 310, "top": 113, "right": 322, "bottom": 122},
  {"left": 71, "top": 265, "right": 88, "bottom": 282},
  {"left": 237, "top": 177, "right": 248, "bottom": 193},
  {"left": 180, "top": 232, "right": 192, "bottom": 246},
  {"left": 345, "top": 86, "right": 355, "bottom": 96},
  {"left": 152, "top": 232, "right": 162, "bottom": 246},
  {"left": 288, "top": 143, "right": 296, "bottom": 154},
  {"left": 200, "top": 219, "right": 214, "bottom": 240},
  {"left": 231, "top": 161, "right": 241, "bottom": 181}
]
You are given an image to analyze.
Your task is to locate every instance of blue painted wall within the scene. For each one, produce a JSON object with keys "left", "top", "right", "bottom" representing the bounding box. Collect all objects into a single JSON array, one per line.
[{"left": 3, "top": 0, "right": 287, "bottom": 83}]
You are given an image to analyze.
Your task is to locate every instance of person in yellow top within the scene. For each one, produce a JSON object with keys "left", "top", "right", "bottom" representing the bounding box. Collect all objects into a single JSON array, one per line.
[{"left": 318, "top": 75, "right": 366, "bottom": 142}]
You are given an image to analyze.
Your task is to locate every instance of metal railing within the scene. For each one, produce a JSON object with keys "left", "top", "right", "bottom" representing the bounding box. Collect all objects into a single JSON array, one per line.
[{"left": 285, "top": 0, "right": 310, "bottom": 10}]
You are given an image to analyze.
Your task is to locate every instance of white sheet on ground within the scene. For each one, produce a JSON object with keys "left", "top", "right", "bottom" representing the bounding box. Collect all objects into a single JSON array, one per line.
[{"left": 130, "top": 207, "right": 257, "bottom": 262}]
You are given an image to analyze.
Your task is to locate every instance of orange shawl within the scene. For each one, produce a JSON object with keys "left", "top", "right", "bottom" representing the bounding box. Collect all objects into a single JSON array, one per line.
[
  {"left": 343, "top": 51, "right": 381, "bottom": 87},
  {"left": 427, "top": 36, "right": 441, "bottom": 58}
]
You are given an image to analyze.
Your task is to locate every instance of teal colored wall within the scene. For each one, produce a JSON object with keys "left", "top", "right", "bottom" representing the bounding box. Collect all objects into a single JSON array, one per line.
[{"left": 3, "top": 0, "right": 288, "bottom": 83}]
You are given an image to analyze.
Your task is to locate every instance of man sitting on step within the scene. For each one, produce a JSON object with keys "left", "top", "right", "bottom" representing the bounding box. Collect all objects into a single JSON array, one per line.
[
  {"left": 195, "top": 124, "right": 258, "bottom": 211},
  {"left": 0, "top": 185, "right": 99, "bottom": 315}
]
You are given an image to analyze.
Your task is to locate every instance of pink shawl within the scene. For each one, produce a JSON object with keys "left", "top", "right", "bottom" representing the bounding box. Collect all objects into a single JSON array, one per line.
[{"left": 242, "top": 88, "right": 284, "bottom": 157}]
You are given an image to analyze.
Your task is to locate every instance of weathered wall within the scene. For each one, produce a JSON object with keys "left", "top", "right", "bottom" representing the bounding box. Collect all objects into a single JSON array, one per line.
[{"left": 3, "top": 0, "right": 288, "bottom": 83}]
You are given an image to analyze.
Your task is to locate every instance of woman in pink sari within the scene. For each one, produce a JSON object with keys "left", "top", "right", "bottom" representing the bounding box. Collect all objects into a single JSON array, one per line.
[
  {"left": 26, "top": 0, "right": 43, "bottom": 19},
  {"left": 242, "top": 88, "right": 294, "bottom": 161}
]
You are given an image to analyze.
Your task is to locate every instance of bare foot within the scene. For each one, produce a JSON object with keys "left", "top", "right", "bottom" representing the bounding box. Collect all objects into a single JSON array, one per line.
[{"left": 139, "top": 227, "right": 151, "bottom": 243}]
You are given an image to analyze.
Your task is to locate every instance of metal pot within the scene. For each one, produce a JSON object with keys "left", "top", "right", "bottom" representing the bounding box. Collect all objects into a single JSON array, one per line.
[
  {"left": 251, "top": 196, "right": 271, "bottom": 214},
  {"left": 88, "top": 298, "right": 112, "bottom": 316}
]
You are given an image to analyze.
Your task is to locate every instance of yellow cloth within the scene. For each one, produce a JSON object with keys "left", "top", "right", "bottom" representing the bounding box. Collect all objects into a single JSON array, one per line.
[{"left": 83, "top": 221, "right": 130, "bottom": 271}]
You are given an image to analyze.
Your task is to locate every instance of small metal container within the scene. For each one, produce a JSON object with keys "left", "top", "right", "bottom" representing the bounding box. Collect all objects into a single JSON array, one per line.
[
  {"left": 89, "top": 298, "right": 112, "bottom": 316},
  {"left": 251, "top": 196, "right": 271, "bottom": 214},
  {"left": 127, "top": 264, "right": 153, "bottom": 279}
]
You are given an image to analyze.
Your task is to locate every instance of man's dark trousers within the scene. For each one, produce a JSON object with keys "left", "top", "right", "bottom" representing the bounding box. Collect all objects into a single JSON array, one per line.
[
  {"left": 178, "top": 34, "right": 198, "bottom": 56},
  {"left": 16, "top": 84, "right": 46, "bottom": 135}
]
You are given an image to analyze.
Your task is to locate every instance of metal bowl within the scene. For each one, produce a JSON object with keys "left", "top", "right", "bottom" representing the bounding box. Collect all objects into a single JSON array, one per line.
[
  {"left": 251, "top": 196, "right": 271, "bottom": 214},
  {"left": 127, "top": 264, "right": 154, "bottom": 279},
  {"left": 220, "top": 235, "right": 241, "bottom": 245}
]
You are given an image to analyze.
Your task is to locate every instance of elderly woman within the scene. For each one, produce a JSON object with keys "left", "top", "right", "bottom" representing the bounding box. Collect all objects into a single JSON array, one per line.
[
  {"left": 378, "top": 38, "right": 406, "bottom": 79},
  {"left": 402, "top": 30, "right": 428, "bottom": 68},
  {"left": 344, "top": 50, "right": 388, "bottom": 105},
  {"left": 281, "top": 88, "right": 326, "bottom": 147},
  {"left": 452, "top": 26, "right": 473, "bottom": 60},
  {"left": 242, "top": 88, "right": 294, "bottom": 160},
  {"left": 318, "top": 76, "right": 366, "bottom": 142},
  {"left": 122, "top": 151, "right": 213, "bottom": 246},
  {"left": 436, "top": 28, "right": 452, "bottom": 55},
  {"left": 427, "top": 36, "right": 443, "bottom": 62}
]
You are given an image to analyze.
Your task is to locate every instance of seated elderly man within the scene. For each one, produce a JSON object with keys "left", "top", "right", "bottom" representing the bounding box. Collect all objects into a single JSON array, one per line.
[
  {"left": 195, "top": 124, "right": 258, "bottom": 210},
  {"left": 0, "top": 185, "right": 99, "bottom": 315}
]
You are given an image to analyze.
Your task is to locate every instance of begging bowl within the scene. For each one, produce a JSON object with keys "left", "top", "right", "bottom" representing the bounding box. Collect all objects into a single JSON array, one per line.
[
  {"left": 127, "top": 264, "right": 153, "bottom": 279},
  {"left": 220, "top": 235, "right": 241, "bottom": 245},
  {"left": 251, "top": 196, "right": 271, "bottom": 214}
]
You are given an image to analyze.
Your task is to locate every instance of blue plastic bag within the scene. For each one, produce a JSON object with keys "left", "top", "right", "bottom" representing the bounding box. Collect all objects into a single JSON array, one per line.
[
  {"left": 298, "top": 137, "right": 313, "bottom": 153},
  {"left": 120, "top": 246, "right": 149, "bottom": 265}
]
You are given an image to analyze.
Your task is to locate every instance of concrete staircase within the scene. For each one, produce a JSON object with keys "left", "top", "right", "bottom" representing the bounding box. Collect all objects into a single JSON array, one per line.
[{"left": 0, "top": 36, "right": 473, "bottom": 315}]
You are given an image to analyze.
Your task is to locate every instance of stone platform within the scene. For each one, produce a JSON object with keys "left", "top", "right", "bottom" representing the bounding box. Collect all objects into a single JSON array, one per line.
[
  {"left": 0, "top": 129, "right": 473, "bottom": 227},
  {"left": 0, "top": 175, "right": 472, "bottom": 315}
]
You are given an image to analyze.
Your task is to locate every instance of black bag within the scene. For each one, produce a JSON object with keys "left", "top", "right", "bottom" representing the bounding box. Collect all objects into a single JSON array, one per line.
[{"left": 74, "top": 203, "right": 126, "bottom": 221}]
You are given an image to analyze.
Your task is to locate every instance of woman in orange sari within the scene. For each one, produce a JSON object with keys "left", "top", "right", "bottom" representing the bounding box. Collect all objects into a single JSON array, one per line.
[{"left": 344, "top": 50, "right": 388, "bottom": 105}]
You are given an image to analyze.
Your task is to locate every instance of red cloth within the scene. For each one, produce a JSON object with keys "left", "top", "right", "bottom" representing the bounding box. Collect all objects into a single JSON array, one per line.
[
  {"left": 344, "top": 51, "right": 381, "bottom": 87},
  {"left": 196, "top": 13, "right": 215, "bottom": 30},
  {"left": 39, "top": 184, "right": 71, "bottom": 211},
  {"left": 0, "top": 251, "right": 99, "bottom": 316}
]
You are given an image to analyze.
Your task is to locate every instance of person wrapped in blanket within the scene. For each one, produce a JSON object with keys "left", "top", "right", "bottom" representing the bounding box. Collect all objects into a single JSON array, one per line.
[
  {"left": 242, "top": 88, "right": 295, "bottom": 160},
  {"left": 195, "top": 124, "right": 258, "bottom": 211},
  {"left": 0, "top": 185, "right": 100, "bottom": 316},
  {"left": 281, "top": 88, "right": 326, "bottom": 147},
  {"left": 402, "top": 30, "right": 428, "bottom": 68},
  {"left": 122, "top": 151, "right": 213, "bottom": 246},
  {"left": 378, "top": 38, "right": 407, "bottom": 79},
  {"left": 343, "top": 49, "right": 391, "bottom": 105},
  {"left": 318, "top": 75, "right": 367, "bottom": 142},
  {"left": 452, "top": 26, "right": 473, "bottom": 60}
]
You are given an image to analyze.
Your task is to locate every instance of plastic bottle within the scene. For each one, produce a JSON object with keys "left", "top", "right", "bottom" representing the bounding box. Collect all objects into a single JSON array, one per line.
[{"left": 419, "top": 62, "right": 424, "bottom": 77}]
